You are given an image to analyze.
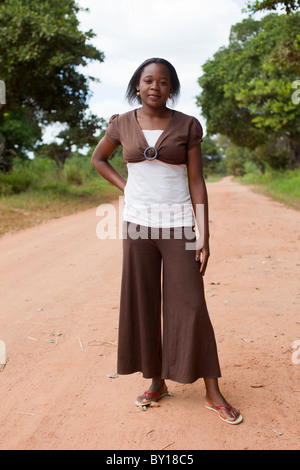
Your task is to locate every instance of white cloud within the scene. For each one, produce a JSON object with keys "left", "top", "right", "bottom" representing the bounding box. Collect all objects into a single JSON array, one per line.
[{"left": 77, "top": 0, "right": 249, "bottom": 126}]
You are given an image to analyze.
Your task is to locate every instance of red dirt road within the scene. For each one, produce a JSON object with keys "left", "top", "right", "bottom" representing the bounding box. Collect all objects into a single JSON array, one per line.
[{"left": 0, "top": 177, "right": 299, "bottom": 450}]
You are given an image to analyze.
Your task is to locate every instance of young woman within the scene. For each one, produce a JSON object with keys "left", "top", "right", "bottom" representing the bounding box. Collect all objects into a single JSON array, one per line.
[{"left": 92, "top": 58, "right": 242, "bottom": 425}]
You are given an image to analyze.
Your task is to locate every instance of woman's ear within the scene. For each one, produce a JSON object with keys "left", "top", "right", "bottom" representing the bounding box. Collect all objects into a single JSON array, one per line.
[{"left": 136, "top": 81, "right": 140, "bottom": 97}]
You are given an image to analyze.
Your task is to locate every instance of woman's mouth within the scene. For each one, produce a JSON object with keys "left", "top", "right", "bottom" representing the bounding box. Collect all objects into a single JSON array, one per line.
[{"left": 148, "top": 94, "right": 160, "bottom": 100}]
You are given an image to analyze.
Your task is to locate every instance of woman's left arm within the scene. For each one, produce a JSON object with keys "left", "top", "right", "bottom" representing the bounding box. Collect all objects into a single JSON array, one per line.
[{"left": 187, "top": 144, "right": 210, "bottom": 276}]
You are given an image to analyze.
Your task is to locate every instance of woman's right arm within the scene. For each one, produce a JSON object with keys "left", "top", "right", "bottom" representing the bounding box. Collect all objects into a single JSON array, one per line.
[{"left": 91, "top": 136, "right": 126, "bottom": 192}]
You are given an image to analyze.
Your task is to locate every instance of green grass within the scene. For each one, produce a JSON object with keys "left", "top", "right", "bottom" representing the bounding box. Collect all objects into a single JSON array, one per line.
[
  {"left": 205, "top": 174, "right": 224, "bottom": 182},
  {"left": 238, "top": 167, "right": 300, "bottom": 210},
  {"left": 0, "top": 155, "right": 125, "bottom": 235}
]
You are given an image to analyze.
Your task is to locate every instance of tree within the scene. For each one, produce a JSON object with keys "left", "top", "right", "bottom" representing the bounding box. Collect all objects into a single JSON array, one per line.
[
  {"left": 225, "top": 145, "right": 249, "bottom": 176},
  {"left": 36, "top": 114, "right": 106, "bottom": 167},
  {"left": 196, "top": 13, "right": 300, "bottom": 170},
  {"left": 0, "top": 107, "right": 42, "bottom": 170},
  {"left": 0, "top": 0, "right": 104, "bottom": 171},
  {"left": 234, "top": 13, "right": 300, "bottom": 169},
  {"left": 201, "top": 137, "right": 223, "bottom": 177},
  {"left": 246, "top": 0, "right": 300, "bottom": 14}
]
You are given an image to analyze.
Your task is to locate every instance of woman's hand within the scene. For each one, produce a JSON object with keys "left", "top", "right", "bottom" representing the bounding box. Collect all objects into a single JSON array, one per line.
[
  {"left": 195, "top": 242, "right": 210, "bottom": 276},
  {"left": 187, "top": 145, "right": 210, "bottom": 277}
]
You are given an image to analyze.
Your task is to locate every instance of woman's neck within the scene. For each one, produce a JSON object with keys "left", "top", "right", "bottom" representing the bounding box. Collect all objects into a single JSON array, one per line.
[
  {"left": 136, "top": 106, "right": 174, "bottom": 131},
  {"left": 138, "top": 105, "right": 171, "bottom": 119}
]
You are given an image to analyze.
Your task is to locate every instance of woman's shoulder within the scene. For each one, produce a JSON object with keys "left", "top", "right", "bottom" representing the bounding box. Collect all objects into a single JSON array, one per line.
[
  {"left": 174, "top": 110, "right": 201, "bottom": 125},
  {"left": 172, "top": 111, "right": 203, "bottom": 147},
  {"left": 108, "top": 109, "right": 134, "bottom": 125},
  {"left": 106, "top": 110, "right": 136, "bottom": 146}
]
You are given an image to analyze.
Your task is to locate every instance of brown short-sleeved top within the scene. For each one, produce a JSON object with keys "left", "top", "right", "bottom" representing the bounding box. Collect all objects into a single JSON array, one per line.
[{"left": 105, "top": 109, "right": 203, "bottom": 165}]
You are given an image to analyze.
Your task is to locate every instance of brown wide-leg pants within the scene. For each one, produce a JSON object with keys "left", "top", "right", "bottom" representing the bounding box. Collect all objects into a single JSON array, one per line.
[{"left": 117, "top": 222, "right": 221, "bottom": 384}]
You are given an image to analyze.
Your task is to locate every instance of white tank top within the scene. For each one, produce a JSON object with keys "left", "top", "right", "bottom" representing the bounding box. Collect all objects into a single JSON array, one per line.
[{"left": 123, "top": 129, "right": 194, "bottom": 228}]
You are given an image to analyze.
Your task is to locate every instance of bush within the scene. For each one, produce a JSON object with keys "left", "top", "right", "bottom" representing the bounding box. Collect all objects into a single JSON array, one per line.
[
  {"left": 0, "top": 166, "right": 33, "bottom": 194},
  {"left": 63, "top": 163, "right": 84, "bottom": 186},
  {"left": 62, "top": 156, "right": 100, "bottom": 185},
  {"left": 243, "top": 161, "right": 260, "bottom": 175},
  {"left": 0, "top": 153, "right": 124, "bottom": 197},
  {"left": 30, "top": 157, "right": 58, "bottom": 181},
  {"left": 39, "top": 181, "right": 70, "bottom": 196},
  {"left": 0, "top": 179, "right": 13, "bottom": 196}
]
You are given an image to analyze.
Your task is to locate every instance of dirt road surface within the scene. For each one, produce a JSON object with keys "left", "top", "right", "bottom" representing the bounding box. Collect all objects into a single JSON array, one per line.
[{"left": 0, "top": 177, "right": 299, "bottom": 450}]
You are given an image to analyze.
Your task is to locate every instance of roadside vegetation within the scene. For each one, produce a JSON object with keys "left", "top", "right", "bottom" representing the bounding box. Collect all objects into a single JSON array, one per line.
[
  {"left": 237, "top": 164, "right": 300, "bottom": 210},
  {"left": 0, "top": 153, "right": 126, "bottom": 235}
]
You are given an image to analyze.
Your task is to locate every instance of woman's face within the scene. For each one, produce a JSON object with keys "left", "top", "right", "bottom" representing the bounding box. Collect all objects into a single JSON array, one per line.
[{"left": 137, "top": 62, "right": 172, "bottom": 108}]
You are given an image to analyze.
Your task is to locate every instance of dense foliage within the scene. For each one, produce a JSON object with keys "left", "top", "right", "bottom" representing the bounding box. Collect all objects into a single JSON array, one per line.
[
  {"left": 197, "top": 11, "right": 300, "bottom": 171},
  {"left": 246, "top": 0, "right": 300, "bottom": 14},
  {"left": 0, "top": 0, "right": 104, "bottom": 171}
]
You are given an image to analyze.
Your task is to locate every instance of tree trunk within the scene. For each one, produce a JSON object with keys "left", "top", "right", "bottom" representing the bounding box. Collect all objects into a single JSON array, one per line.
[
  {"left": 290, "top": 141, "right": 300, "bottom": 170},
  {"left": 0, "top": 142, "right": 5, "bottom": 170}
]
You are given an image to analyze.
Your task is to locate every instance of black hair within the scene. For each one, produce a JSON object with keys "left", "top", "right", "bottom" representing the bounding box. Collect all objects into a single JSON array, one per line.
[{"left": 125, "top": 58, "right": 181, "bottom": 106}]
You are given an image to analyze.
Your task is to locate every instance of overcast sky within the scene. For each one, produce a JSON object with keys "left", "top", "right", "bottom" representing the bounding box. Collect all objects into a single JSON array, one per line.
[{"left": 75, "top": 0, "right": 252, "bottom": 132}]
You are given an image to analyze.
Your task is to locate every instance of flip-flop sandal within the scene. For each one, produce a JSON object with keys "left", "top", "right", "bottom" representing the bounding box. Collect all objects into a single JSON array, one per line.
[
  {"left": 135, "top": 386, "right": 170, "bottom": 407},
  {"left": 205, "top": 404, "right": 243, "bottom": 425}
]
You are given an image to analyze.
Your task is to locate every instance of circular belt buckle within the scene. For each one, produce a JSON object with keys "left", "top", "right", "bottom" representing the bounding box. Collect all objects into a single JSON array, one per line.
[{"left": 144, "top": 146, "right": 158, "bottom": 161}]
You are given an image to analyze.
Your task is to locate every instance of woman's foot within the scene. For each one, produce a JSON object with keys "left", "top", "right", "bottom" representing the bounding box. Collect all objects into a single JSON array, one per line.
[
  {"left": 204, "top": 396, "right": 242, "bottom": 424},
  {"left": 135, "top": 378, "right": 169, "bottom": 406},
  {"left": 204, "top": 378, "right": 242, "bottom": 425}
]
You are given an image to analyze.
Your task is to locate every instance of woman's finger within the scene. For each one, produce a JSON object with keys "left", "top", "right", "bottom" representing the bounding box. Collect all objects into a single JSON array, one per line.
[{"left": 199, "top": 248, "right": 210, "bottom": 275}]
